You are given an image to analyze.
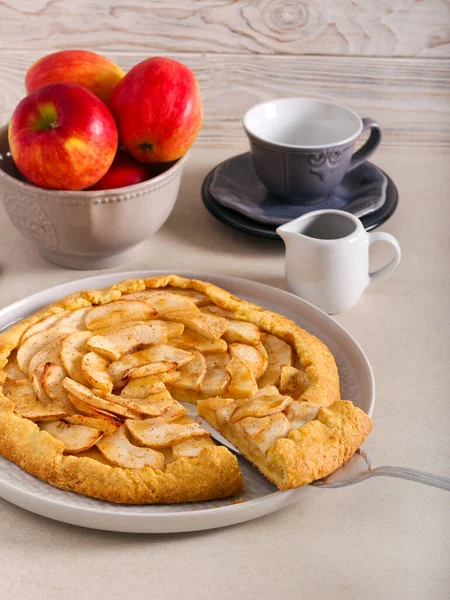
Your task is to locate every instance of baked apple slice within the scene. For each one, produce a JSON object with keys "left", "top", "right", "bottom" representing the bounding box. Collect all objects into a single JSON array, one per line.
[
  {"left": 129, "top": 391, "right": 187, "bottom": 420},
  {"left": 41, "top": 363, "right": 77, "bottom": 414},
  {"left": 64, "top": 413, "right": 121, "bottom": 436},
  {"left": 40, "top": 420, "right": 102, "bottom": 453},
  {"left": 172, "top": 436, "right": 215, "bottom": 458},
  {"left": 226, "top": 356, "right": 258, "bottom": 399},
  {"left": 223, "top": 321, "right": 260, "bottom": 346},
  {"left": 127, "top": 291, "right": 200, "bottom": 315},
  {"left": 108, "top": 344, "right": 191, "bottom": 383},
  {"left": 172, "top": 329, "right": 227, "bottom": 353},
  {"left": 60, "top": 330, "right": 92, "bottom": 384},
  {"left": 163, "top": 287, "right": 210, "bottom": 306},
  {"left": 200, "top": 352, "right": 231, "bottom": 397},
  {"left": 81, "top": 351, "right": 113, "bottom": 392},
  {"left": 122, "top": 345, "right": 193, "bottom": 381},
  {"left": 238, "top": 412, "right": 292, "bottom": 454},
  {"left": 119, "top": 373, "right": 182, "bottom": 399},
  {"left": 201, "top": 305, "right": 235, "bottom": 319},
  {"left": 62, "top": 378, "right": 142, "bottom": 419},
  {"left": 229, "top": 342, "right": 268, "bottom": 380},
  {"left": 30, "top": 364, "right": 53, "bottom": 404},
  {"left": 3, "top": 380, "right": 69, "bottom": 421},
  {"left": 257, "top": 333, "right": 293, "bottom": 387},
  {"left": 284, "top": 401, "right": 320, "bottom": 430},
  {"left": 21, "top": 313, "right": 65, "bottom": 341},
  {"left": 126, "top": 417, "right": 209, "bottom": 447},
  {"left": 87, "top": 322, "right": 168, "bottom": 361},
  {"left": 126, "top": 287, "right": 209, "bottom": 307},
  {"left": 66, "top": 392, "right": 120, "bottom": 420},
  {"left": 163, "top": 311, "right": 227, "bottom": 341},
  {"left": 94, "top": 319, "right": 183, "bottom": 339},
  {"left": 230, "top": 388, "right": 292, "bottom": 422},
  {"left": 17, "top": 326, "right": 77, "bottom": 374},
  {"left": 55, "top": 307, "right": 90, "bottom": 329},
  {"left": 279, "top": 364, "right": 311, "bottom": 399},
  {"left": 27, "top": 334, "right": 67, "bottom": 378},
  {"left": 96, "top": 425, "right": 165, "bottom": 469},
  {"left": 168, "top": 351, "right": 206, "bottom": 391},
  {"left": 201, "top": 306, "right": 261, "bottom": 345},
  {"left": 120, "top": 375, "right": 167, "bottom": 398},
  {"left": 85, "top": 300, "right": 156, "bottom": 330}
]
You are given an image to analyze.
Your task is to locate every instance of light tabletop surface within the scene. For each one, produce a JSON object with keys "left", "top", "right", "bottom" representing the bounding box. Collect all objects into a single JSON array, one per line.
[{"left": 0, "top": 145, "right": 449, "bottom": 600}]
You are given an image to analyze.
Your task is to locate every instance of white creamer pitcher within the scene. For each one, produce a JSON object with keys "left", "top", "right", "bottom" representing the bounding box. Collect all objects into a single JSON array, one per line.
[{"left": 277, "top": 210, "right": 401, "bottom": 314}]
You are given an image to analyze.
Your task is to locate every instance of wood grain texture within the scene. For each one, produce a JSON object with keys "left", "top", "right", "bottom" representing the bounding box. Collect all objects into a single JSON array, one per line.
[
  {"left": 0, "top": 52, "right": 448, "bottom": 150},
  {"left": 0, "top": 0, "right": 449, "bottom": 57}
]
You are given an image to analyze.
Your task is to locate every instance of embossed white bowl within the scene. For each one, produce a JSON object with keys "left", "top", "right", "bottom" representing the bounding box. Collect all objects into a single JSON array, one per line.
[{"left": 0, "top": 125, "right": 188, "bottom": 269}]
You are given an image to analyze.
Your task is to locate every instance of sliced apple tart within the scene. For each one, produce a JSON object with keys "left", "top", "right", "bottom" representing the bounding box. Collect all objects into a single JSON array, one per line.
[{"left": 0, "top": 275, "right": 371, "bottom": 503}]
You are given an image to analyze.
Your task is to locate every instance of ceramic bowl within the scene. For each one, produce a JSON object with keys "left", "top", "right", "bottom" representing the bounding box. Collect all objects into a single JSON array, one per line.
[{"left": 0, "top": 125, "right": 188, "bottom": 270}]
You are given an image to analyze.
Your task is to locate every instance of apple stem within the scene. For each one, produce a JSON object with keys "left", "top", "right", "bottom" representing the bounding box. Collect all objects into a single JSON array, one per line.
[{"left": 49, "top": 121, "right": 59, "bottom": 129}]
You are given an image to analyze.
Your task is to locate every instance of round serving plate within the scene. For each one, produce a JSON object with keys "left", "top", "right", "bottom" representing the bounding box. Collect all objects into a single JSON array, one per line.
[{"left": 0, "top": 271, "right": 375, "bottom": 533}]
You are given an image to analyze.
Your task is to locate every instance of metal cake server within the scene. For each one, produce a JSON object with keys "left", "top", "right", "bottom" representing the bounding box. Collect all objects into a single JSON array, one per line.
[
  {"left": 312, "top": 448, "right": 450, "bottom": 490},
  {"left": 194, "top": 413, "right": 450, "bottom": 491}
]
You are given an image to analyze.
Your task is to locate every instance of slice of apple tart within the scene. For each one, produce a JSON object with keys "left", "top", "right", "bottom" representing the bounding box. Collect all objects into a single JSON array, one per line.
[{"left": 0, "top": 275, "right": 371, "bottom": 503}]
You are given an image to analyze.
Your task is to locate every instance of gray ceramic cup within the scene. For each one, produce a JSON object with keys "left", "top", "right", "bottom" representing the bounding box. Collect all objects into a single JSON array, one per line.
[{"left": 243, "top": 98, "right": 381, "bottom": 204}]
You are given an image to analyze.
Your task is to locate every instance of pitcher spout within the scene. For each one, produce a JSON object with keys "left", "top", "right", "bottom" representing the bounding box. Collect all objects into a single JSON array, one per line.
[{"left": 276, "top": 222, "right": 301, "bottom": 246}]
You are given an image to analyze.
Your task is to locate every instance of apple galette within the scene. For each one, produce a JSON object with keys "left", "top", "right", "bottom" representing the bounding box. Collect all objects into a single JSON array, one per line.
[{"left": 0, "top": 275, "right": 372, "bottom": 503}]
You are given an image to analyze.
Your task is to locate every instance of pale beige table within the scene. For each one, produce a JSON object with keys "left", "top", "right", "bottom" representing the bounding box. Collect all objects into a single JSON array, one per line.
[{"left": 0, "top": 146, "right": 449, "bottom": 600}]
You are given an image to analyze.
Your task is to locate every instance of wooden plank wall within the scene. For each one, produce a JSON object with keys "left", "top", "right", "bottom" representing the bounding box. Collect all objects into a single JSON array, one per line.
[{"left": 0, "top": 1, "right": 449, "bottom": 150}]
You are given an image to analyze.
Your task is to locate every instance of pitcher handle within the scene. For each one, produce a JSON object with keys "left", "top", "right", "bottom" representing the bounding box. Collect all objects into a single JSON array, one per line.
[{"left": 368, "top": 232, "right": 401, "bottom": 282}]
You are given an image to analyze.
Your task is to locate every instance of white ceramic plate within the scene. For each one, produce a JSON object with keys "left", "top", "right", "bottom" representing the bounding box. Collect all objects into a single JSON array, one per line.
[{"left": 0, "top": 271, "right": 375, "bottom": 533}]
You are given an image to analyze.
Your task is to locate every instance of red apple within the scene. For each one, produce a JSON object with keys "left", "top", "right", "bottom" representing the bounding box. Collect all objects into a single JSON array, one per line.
[
  {"left": 109, "top": 57, "right": 203, "bottom": 163},
  {"left": 89, "top": 149, "right": 152, "bottom": 190},
  {"left": 25, "top": 50, "right": 125, "bottom": 105},
  {"left": 9, "top": 82, "right": 118, "bottom": 190}
]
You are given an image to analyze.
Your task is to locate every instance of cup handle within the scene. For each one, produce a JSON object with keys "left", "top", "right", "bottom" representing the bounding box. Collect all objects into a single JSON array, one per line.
[
  {"left": 368, "top": 232, "right": 401, "bottom": 282},
  {"left": 349, "top": 118, "right": 382, "bottom": 171}
]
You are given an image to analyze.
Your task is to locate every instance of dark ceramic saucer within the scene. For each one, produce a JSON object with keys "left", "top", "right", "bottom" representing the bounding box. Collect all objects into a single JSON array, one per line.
[
  {"left": 202, "top": 157, "right": 398, "bottom": 240},
  {"left": 210, "top": 152, "right": 388, "bottom": 226}
]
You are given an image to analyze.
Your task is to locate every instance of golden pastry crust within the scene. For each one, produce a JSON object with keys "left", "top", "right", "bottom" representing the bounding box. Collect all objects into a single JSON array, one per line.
[
  {"left": 0, "top": 392, "right": 242, "bottom": 504},
  {"left": 0, "top": 275, "right": 370, "bottom": 501},
  {"left": 197, "top": 397, "right": 372, "bottom": 490},
  {"left": 267, "top": 400, "right": 371, "bottom": 489}
]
